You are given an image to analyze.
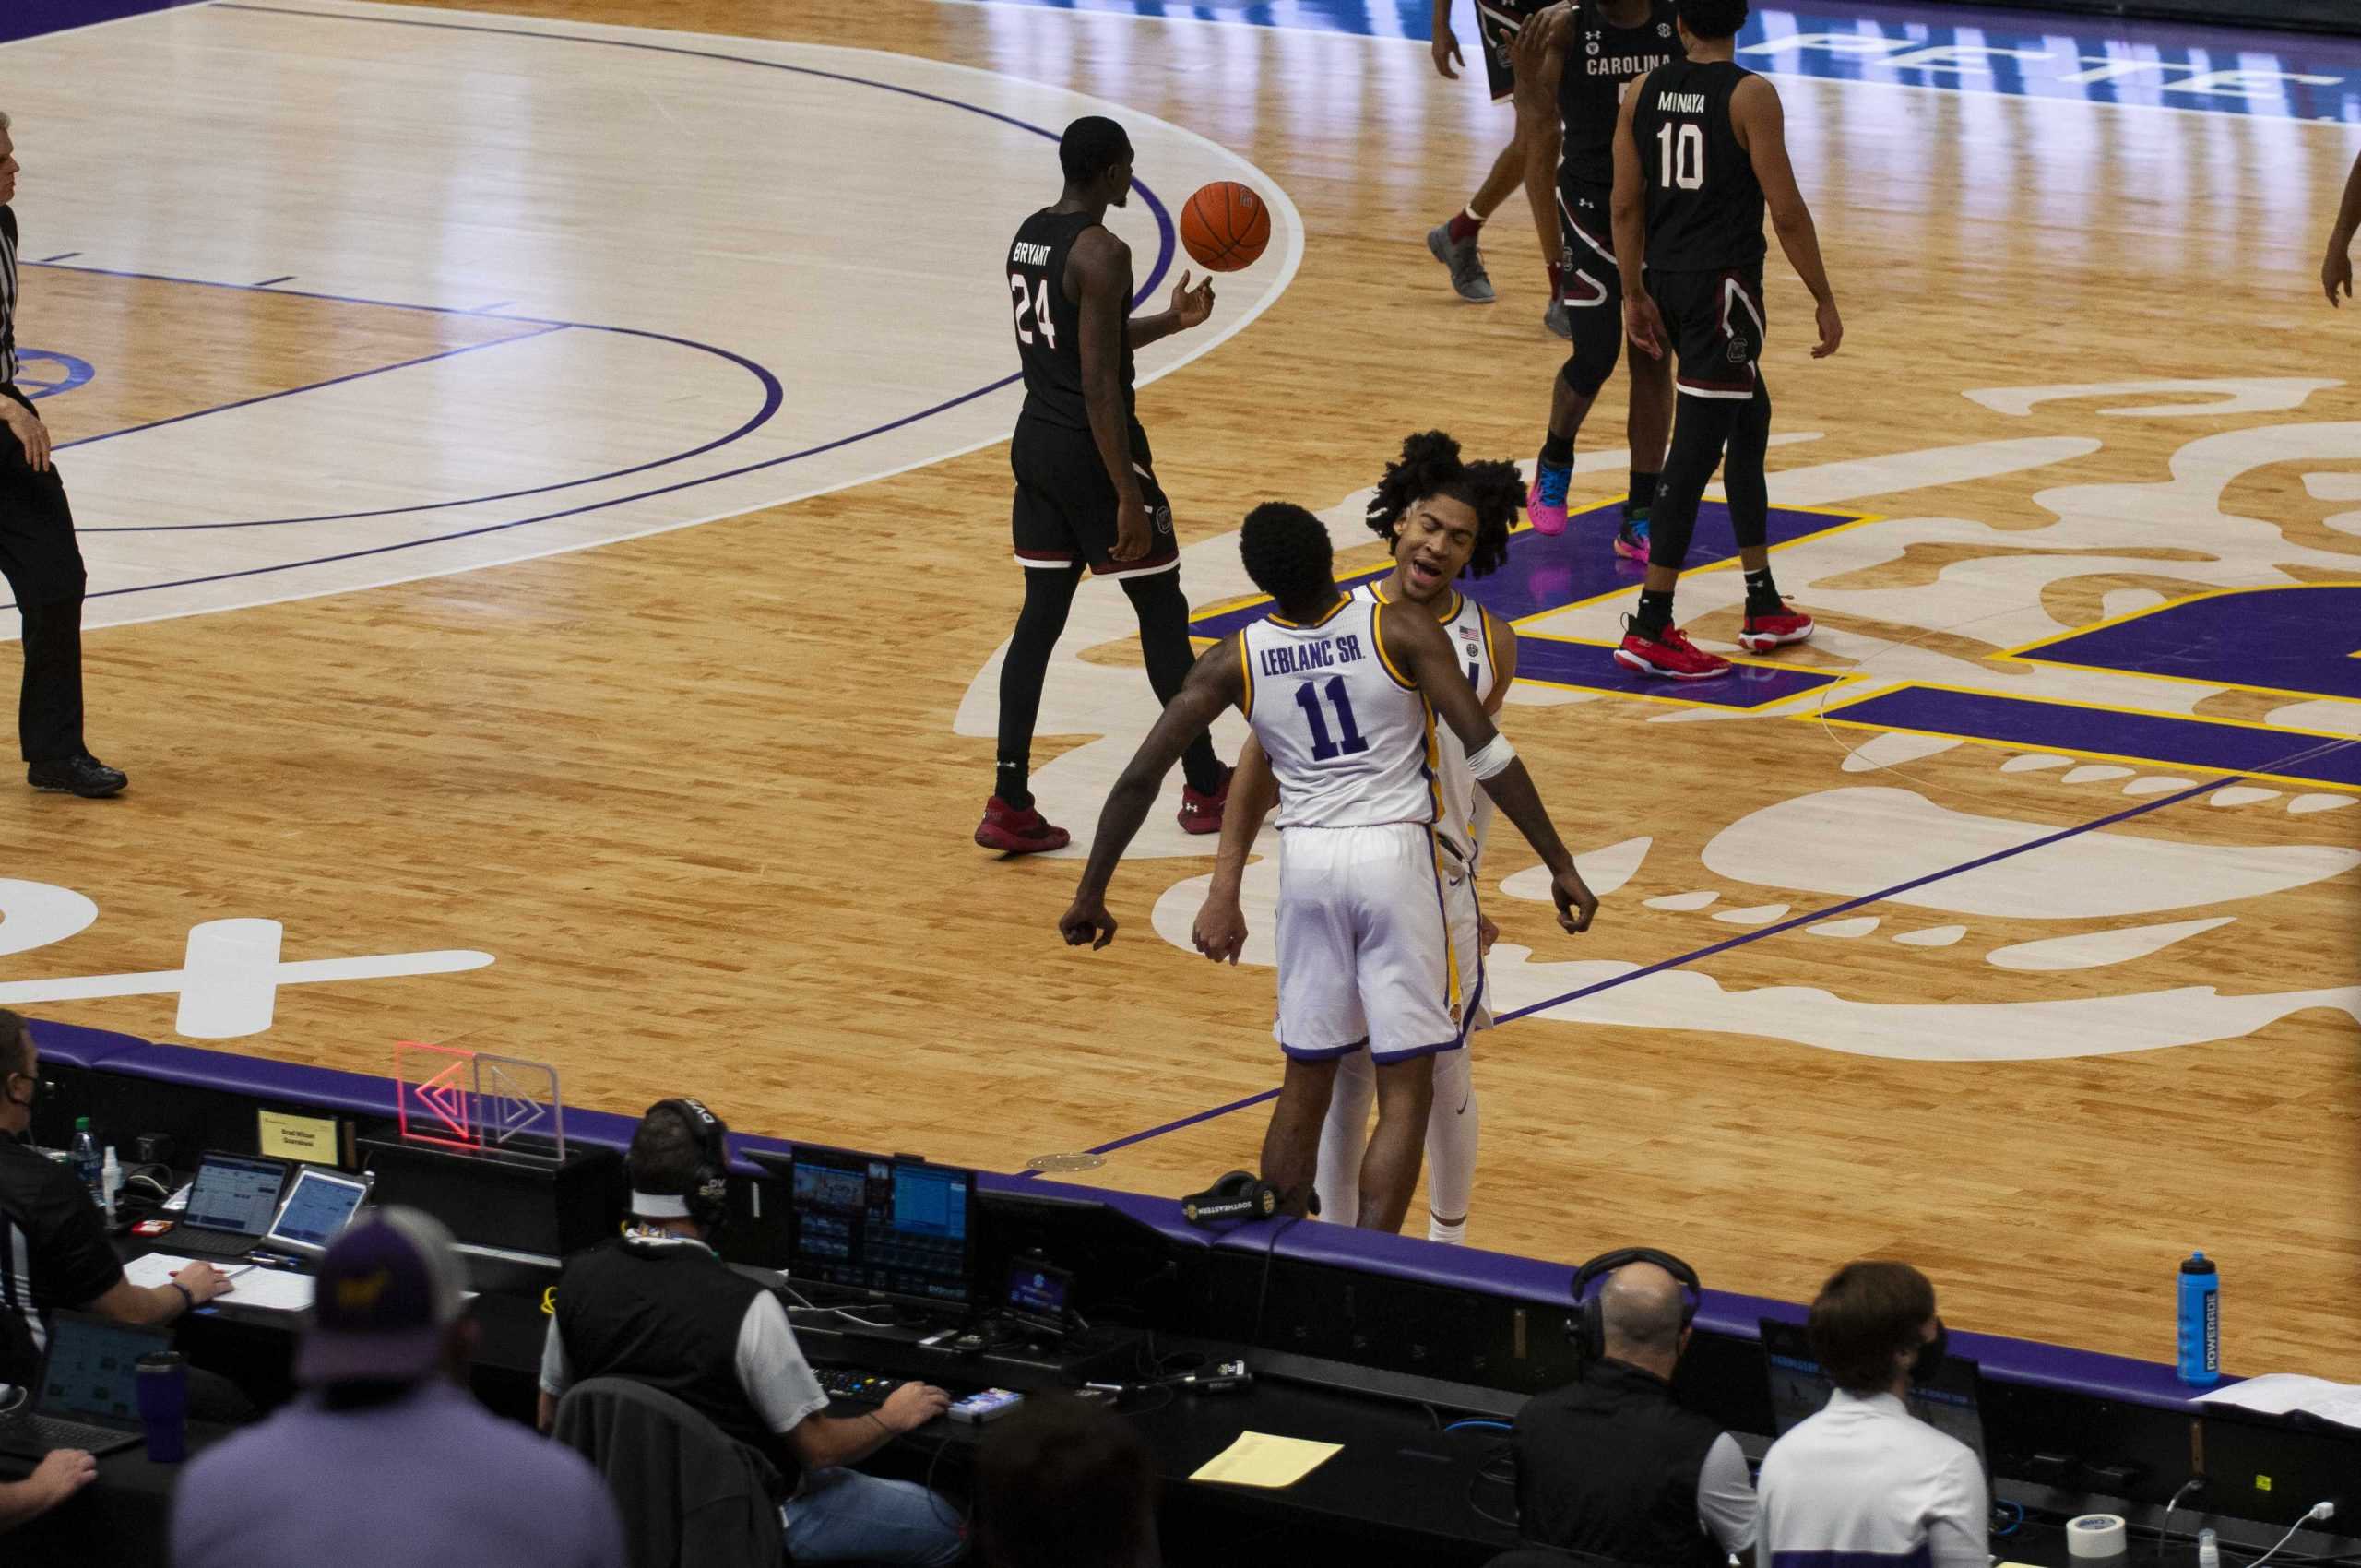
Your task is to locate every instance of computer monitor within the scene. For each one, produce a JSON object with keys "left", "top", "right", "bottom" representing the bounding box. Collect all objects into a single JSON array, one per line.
[
  {"left": 1758, "top": 1317, "right": 1988, "bottom": 1468},
  {"left": 1004, "top": 1256, "right": 1074, "bottom": 1333},
  {"left": 263, "top": 1166, "right": 374, "bottom": 1257},
  {"left": 788, "top": 1146, "right": 974, "bottom": 1312},
  {"left": 40, "top": 1313, "right": 170, "bottom": 1425},
  {"left": 182, "top": 1152, "right": 289, "bottom": 1240}
]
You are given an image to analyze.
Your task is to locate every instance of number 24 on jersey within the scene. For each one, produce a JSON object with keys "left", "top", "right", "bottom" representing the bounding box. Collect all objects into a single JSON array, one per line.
[{"left": 1009, "top": 274, "right": 1058, "bottom": 347}]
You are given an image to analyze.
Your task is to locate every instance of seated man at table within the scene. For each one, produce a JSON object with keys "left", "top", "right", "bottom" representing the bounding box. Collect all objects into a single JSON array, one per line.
[
  {"left": 171, "top": 1207, "right": 624, "bottom": 1568},
  {"left": 976, "top": 1393, "right": 1157, "bottom": 1568},
  {"left": 1513, "top": 1260, "right": 1755, "bottom": 1567},
  {"left": 537, "top": 1098, "right": 962, "bottom": 1566},
  {"left": 0, "top": 1010, "right": 241, "bottom": 1409}
]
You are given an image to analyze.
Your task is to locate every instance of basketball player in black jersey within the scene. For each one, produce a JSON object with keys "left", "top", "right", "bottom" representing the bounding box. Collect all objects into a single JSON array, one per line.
[
  {"left": 1608, "top": 0, "right": 1840, "bottom": 680},
  {"left": 1425, "top": 0, "right": 1568, "bottom": 337},
  {"left": 985, "top": 116, "right": 1231, "bottom": 854},
  {"left": 1515, "top": 0, "right": 1681, "bottom": 560}
]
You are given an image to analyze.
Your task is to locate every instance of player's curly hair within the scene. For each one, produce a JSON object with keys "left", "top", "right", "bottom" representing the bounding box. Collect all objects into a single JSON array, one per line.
[
  {"left": 1675, "top": 0, "right": 1749, "bottom": 40},
  {"left": 1364, "top": 431, "right": 1521, "bottom": 580},
  {"left": 1240, "top": 502, "right": 1335, "bottom": 610}
]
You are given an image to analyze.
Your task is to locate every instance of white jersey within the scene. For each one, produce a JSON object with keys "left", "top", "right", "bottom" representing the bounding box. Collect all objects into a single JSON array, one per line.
[
  {"left": 1240, "top": 596, "right": 1439, "bottom": 831},
  {"left": 1355, "top": 582, "right": 1499, "bottom": 858}
]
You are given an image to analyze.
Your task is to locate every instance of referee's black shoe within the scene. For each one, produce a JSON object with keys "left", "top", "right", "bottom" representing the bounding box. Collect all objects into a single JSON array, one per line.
[{"left": 29, "top": 754, "right": 128, "bottom": 798}]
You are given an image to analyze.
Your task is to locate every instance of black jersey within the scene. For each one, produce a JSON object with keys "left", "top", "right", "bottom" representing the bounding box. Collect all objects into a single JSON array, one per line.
[
  {"left": 1630, "top": 58, "right": 1766, "bottom": 272},
  {"left": 1556, "top": 0, "right": 1682, "bottom": 195},
  {"left": 1007, "top": 207, "right": 1134, "bottom": 433}
]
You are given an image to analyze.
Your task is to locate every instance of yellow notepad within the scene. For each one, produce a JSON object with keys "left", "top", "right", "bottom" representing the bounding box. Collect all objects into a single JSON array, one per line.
[{"left": 1189, "top": 1431, "right": 1343, "bottom": 1489}]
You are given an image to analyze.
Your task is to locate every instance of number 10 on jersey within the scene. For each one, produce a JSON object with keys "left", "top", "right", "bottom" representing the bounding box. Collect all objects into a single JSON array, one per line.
[{"left": 1657, "top": 122, "right": 1704, "bottom": 189}]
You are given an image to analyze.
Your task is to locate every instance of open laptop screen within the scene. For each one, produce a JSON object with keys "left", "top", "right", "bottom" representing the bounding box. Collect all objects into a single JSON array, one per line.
[
  {"left": 183, "top": 1153, "right": 287, "bottom": 1237},
  {"left": 264, "top": 1168, "right": 371, "bottom": 1254},
  {"left": 40, "top": 1314, "right": 169, "bottom": 1424},
  {"left": 1758, "top": 1316, "right": 1989, "bottom": 1469}
]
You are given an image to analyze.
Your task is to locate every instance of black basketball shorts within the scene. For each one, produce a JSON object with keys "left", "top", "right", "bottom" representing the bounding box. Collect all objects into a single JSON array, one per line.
[
  {"left": 1645, "top": 261, "right": 1766, "bottom": 402},
  {"left": 1476, "top": 0, "right": 1548, "bottom": 102},
  {"left": 1557, "top": 184, "right": 1628, "bottom": 398},
  {"left": 1009, "top": 412, "right": 1179, "bottom": 579}
]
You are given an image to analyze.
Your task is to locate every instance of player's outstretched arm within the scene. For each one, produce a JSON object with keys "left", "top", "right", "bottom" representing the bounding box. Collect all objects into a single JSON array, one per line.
[
  {"left": 1378, "top": 606, "right": 1596, "bottom": 934},
  {"left": 1513, "top": 6, "right": 1571, "bottom": 259},
  {"left": 2324, "top": 146, "right": 2361, "bottom": 308},
  {"left": 1071, "top": 230, "right": 1153, "bottom": 563},
  {"left": 1130, "top": 269, "right": 1216, "bottom": 348},
  {"left": 1192, "top": 733, "right": 1278, "bottom": 965},
  {"left": 1061, "top": 638, "right": 1249, "bottom": 950},
  {"left": 1734, "top": 76, "right": 1841, "bottom": 358},
  {"left": 1610, "top": 74, "right": 1667, "bottom": 360}
]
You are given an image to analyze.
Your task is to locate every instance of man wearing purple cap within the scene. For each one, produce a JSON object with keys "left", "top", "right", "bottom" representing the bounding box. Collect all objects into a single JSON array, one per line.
[{"left": 170, "top": 1207, "right": 624, "bottom": 1568}]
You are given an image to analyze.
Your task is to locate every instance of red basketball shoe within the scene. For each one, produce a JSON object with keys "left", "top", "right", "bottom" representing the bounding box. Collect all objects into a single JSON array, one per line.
[
  {"left": 1178, "top": 767, "right": 1231, "bottom": 835},
  {"left": 1738, "top": 603, "right": 1816, "bottom": 652},
  {"left": 976, "top": 796, "right": 1070, "bottom": 854},
  {"left": 1613, "top": 621, "right": 1732, "bottom": 681}
]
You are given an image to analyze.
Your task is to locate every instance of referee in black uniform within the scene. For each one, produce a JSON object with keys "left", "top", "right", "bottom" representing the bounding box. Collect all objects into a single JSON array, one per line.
[{"left": 0, "top": 113, "right": 124, "bottom": 800}]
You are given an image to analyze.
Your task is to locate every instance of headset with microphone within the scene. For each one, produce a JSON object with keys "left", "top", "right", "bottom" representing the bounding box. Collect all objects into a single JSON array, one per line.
[
  {"left": 640, "top": 1097, "right": 732, "bottom": 1233},
  {"left": 1569, "top": 1246, "right": 1703, "bottom": 1366}
]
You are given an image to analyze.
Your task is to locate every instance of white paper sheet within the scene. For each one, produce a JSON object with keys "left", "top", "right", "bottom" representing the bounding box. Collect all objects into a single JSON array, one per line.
[
  {"left": 124, "top": 1253, "right": 315, "bottom": 1313},
  {"left": 2193, "top": 1373, "right": 2361, "bottom": 1428}
]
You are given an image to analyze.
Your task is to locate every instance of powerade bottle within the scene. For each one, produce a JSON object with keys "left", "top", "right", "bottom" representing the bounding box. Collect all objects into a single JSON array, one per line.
[
  {"left": 2177, "top": 1252, "right": 2219, "bottom": 1386},
  {"left": 70, "top": 1117, "right": 102, "bottom": 1209}
]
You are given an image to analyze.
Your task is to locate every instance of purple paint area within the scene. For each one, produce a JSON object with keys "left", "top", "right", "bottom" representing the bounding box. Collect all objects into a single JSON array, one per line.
[
  {"left": 1515, "top": 637, "right": 1842, "bottom": 705},
  {"left": 1191, "top": 503, "right": 1862, "bottom": 642},
  {"left": 1828, "top": 686, "right": 2361, "bottom": 789},
  {"left": 2023, "top": 585, "right": 2361, "bottom": 703},
  {"left": 0, "top": 0, "right": 204, "bottom": 44}
]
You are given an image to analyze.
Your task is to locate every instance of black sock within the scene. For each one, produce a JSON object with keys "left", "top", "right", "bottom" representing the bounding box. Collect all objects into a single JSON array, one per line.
[
  {"left": 1634, "top": 588, "right": 1675, "bottom": 638},
  {"left": 1626, "top": 471, "right": 1658, "bottom": 520},
  {"left": 994, "top": 564, "right": 1082, "bottom": 810},
  {"left": 1540, "top": 433, "right": 1573, "bottom": 468},
  {"left": 994, "top": 761, "right": 1032, "bottom": 812},
  {"left": 1743, "top": 566, "right": 1784, "bottom": 616}
]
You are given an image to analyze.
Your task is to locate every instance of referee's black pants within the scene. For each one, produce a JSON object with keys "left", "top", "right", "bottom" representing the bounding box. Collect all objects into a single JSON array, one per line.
[{"left": 0, "top": 384, "right": 89, "bottom": 766}]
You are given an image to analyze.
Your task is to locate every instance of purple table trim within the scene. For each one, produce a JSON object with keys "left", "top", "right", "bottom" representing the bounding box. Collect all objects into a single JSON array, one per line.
[{"left": 37, "top": 1019, "right": 2214, "bottom": 1410}]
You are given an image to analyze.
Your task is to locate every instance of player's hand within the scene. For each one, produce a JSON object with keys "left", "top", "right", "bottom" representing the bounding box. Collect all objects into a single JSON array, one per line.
[
  {"left": 27, "top": 1449, "right": 96, "bottom": 1508},
  {"left": 1478, "top": 911, "right": 1501, "bottom": 954},
  {"left": 1811, "top": 297, "right": 1844, "bottom": 358},
  {"left": 880, "top": 1382, "right": 952, "bottom": 1433},
  {"left": 1060, "top": 893, "right": 1120, "bottom": 950},
  {"left": 1111, "top": 493, "right": 1153, "bottom": 563},
  {"left": 0, "top": 400, "right": 53, "bottom": 474},
  {"left": 1170, "top": 269, "right": 1216, "bottom": 328},
  {"left": 1192, "top": 895, "right": 1249, "bottom": 965},
  {"left": 1430, "top": 18, "right": 1463, "bottom": 77},
  {"left": 1550, "top": 865, "right": 1597, "bottom": 933},
  {"left": 1513, "top": 4, "right": 1563, "bottom": 77},
  {"left": 1623, "top": 293, "right": 1667, "bottom": 359},
  {"left": 172, "top": 1260, "right": 233, "bottom": 1304},
  {"left": 2325, "top": 243, "right": 2353, "bottom": 308}
]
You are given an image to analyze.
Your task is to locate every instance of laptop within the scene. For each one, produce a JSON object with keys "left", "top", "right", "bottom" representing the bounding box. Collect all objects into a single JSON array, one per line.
[
  {"left": 167, "top": 1152, "right": 291, "bottom": 1258},
  {"left": 257, "top": 1166, "right": 373, "bottom": 1259},
  {"left": 1758, "top": 1316, "right": 1990, "bottom": 1471},
  {"left": 0, "top": 1313, "right": 170, "bottom": 1459}
]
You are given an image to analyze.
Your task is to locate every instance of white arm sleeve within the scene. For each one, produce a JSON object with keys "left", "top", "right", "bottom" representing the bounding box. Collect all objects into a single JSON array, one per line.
[
  {"left": 736, "top": 1293, "right": 829, "bottom": 1435},
  {"left": 1925, "top": 1449, "right": 1991, "bottom": 1568},
  {"left": 1697, "top": 1431, "right": 1760, "bottom": 1554},
  {"left": 538, "top": 1316, "right": 574, "bottom": 1399}
]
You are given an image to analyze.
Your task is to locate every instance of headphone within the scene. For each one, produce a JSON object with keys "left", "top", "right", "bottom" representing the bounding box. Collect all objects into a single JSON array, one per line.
[
  {"left": 648, "top": 1097, "right": 731, "bottom": 1233},
  {"left": 1570, "top": 1246, "right": 1703, "bottom": 1366},
  {"left": 1180, "top": 1170, "right": 1280, "bottom": 1227}
]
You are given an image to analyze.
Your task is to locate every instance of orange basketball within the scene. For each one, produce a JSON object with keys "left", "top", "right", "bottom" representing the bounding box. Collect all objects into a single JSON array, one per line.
[{"left": 1179, "top": 181, "right": 1271, "bottom": 273}]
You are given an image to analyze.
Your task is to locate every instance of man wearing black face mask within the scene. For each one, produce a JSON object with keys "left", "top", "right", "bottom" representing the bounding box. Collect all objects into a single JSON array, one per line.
[
  {"left": 0, "top": 1010, "right": 235, "bottom": 1393},
  {"left": 1757, "top": 1259, "right": 1987, "bottom": 1568}
]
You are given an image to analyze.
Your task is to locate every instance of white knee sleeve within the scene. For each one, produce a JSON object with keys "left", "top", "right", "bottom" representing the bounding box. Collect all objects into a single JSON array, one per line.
[
  {"left": 1424, "top": 1047, "right": 1479, "bottom": 1229},
  {"left": 1315, "top": 1051, "right": 1376, "bottom": 1224}
]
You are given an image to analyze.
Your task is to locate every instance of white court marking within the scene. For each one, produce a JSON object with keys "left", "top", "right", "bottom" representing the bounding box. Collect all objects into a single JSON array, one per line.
[{"left": 1, "top": 0, "right": 1301, "bottom": 632}]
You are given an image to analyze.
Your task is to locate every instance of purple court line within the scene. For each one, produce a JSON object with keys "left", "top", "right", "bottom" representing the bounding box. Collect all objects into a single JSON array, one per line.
[
  {"left": 1054, "top": 731, "right": 2358, "bottom": 1164},
  {"left": 251, "top": 274, "right": 294, "bottom": 287},
  {"left": 54, "top": 323, "right": 567, "bottom": 457},
  {"left": 34, "top": 252, "right": 78, "bottom": 263}
]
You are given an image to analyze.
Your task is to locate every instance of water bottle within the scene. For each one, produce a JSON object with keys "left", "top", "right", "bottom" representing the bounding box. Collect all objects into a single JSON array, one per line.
[
  {"left": 70, "top": 1117, "right": 102, "bottom": 1209},
  {"left": 101, "top": 1147, "right": 122, "bottom": 1228},
  {"left": 2177, "top": 1252, "right": 2220, "bottom": 1386}
]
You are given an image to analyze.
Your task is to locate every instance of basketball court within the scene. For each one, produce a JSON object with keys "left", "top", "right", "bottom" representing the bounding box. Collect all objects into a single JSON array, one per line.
[{"left": 3, "top": 0, "right": 2356, "bottom": 1381}]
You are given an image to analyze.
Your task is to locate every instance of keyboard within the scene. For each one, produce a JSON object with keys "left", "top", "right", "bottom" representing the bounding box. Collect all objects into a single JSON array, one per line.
[
  {"left": 816, "top": 1367, "right": 908, "bottom": 1408},
  {"left": 165, "top": 1225, "right": 263, "bottom": 1259},
  {"left": 0, "top": 1413, "right": 141, "bottom": 1459}
]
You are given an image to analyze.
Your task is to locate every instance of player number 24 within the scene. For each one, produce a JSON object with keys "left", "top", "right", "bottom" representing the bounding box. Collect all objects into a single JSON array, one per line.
[
  {"left": 1009, "top": 274, "right": 1058, "bottom": 349},
  {"left": 1294, "top": 676, "right": 1372, "bottom": 763},
  {"left": 1657, "top": 123, "right": 1704, "bottom": 190}
]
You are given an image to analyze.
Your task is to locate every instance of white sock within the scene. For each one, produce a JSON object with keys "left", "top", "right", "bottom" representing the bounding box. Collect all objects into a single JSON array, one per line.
[
  {"left": 1315, "top": 1051, "right": 1376, "bottom": 1224},
  {"left": 1423, "top": 1047, "right": 1478, "bottom": 1242}
]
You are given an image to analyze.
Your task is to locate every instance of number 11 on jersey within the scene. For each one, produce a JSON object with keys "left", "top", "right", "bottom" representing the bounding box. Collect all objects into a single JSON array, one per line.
[{"left": 1294, "top": 676, "right": 1371, "bottom": 763}]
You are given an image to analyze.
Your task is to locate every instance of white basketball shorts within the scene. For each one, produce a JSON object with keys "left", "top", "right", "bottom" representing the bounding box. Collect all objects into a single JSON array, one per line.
[{"left": 1272, "top": 822, "right": 1470, "bottom": 1063}]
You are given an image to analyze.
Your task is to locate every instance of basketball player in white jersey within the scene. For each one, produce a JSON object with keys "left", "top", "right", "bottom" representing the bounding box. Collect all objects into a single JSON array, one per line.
[
  {"left": 1059, "top": 502, "right": 1596, "bottom": 1232},
  {"left": 1192, "top": 434, "right": 1523, "bottom": 1245}
]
